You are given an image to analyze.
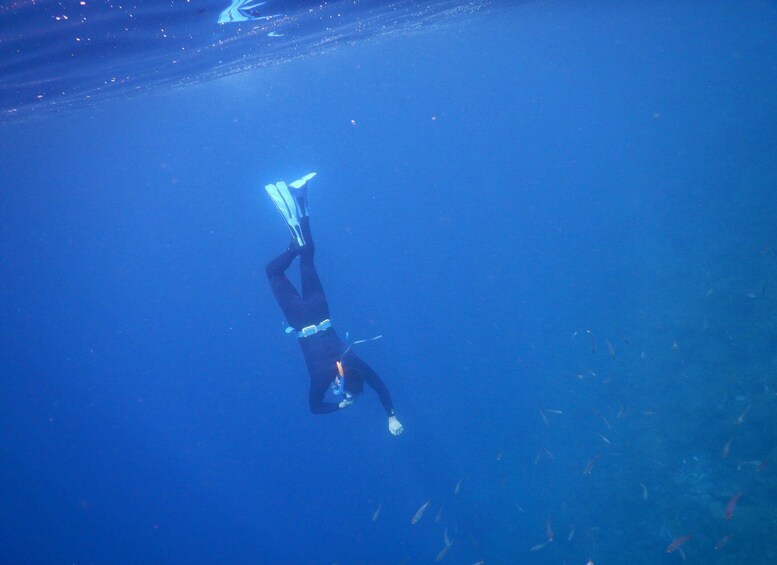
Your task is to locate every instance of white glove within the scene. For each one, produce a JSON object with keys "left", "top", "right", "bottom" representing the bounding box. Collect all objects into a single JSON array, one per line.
[
  {"left": 388, "top": 415, "right": 404, "bottom": 436},
  {"left": 338, "top": 398, "right": 354, "bottom": 409}
]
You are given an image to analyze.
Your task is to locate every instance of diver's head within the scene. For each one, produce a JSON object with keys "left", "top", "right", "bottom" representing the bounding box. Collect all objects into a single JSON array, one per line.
[{"left": 331, "top": 374, "right": 348, "bottom": 397}]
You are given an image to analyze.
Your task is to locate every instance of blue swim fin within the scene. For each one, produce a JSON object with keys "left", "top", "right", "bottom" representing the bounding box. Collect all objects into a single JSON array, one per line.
[
  {"left": 217, "top": 0, "right": 281, "bottom": 24},
  {"left": 265, "top": 180, "right": 305, "bottom": 247},
  {"left": 288, "top": 172, "right": 316, "bottom": 218}
]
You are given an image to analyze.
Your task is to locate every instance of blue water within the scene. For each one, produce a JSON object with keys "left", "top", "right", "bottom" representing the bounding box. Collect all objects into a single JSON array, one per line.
[{"left": 2, "top": 1, "right": 777, "bottom": 563}]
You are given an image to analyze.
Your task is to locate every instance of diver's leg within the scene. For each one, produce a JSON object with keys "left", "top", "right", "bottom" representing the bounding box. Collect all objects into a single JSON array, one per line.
[
  {"left": 271, "top": 172, "right": 326, "bottom": 313},
  {"left": 265, "top": 242, "right": 298, "bottom": 278},
  {"left": 299, "top": 217, "right": 327, "bottom": 302},
  {"left": 266, "top": 244, "right": 306, "bottom": 327}
]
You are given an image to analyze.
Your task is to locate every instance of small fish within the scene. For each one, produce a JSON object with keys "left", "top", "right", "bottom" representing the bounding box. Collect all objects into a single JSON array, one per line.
[
  {"left": 443, "top": 527, "right": 451, "bottom": 547},
  {"left": 606, "top": 339, "right": 616, "bottom": 359},
  {"left": 592, "top": 408, "right": 612, "bottom": 430},
  {"left": 454, "top": 479, "right": 463, "bottom": 495},
  {"left": 582, "top": 454, "right": 603, "bottom": 475},
  {"left": 567, "top": 524, "right": 575, "bottom": 541},
  {"left": 598, "top": 433, "right": 611, "bottom": 445},
  {"left": 666, "top": 534, "right": 692, "bottom": 553},
  {"left": 639, "top": 483, "right": 648, "bottom": 500},
  {"left": 737, "top": 460, "right": 762, "bottom": 470},
  {"left": 616, "top": 405, "right": 625, "bottom": 419},
  {"left": 372, "top": 503, "right": 381, "bottom": 522},
  {"left": 434, "top": 505, "right": 444, "bottom": 523},
  {"left": 545, "top": 409, "right": 563, "bottom": 414},
  {"left": 586, "top": 329, "right": 596, "bottom": 353},
  {"left": 714, "top": 534, "right": 731, "bottom": 550},
  {"left": 545, "top": 516, "right": 554, "bottom": 543},
  {"left": 735, "top": 404, "right": 751, "bottom": 425},
  {"left": 538, "top": 409, "right": 550, "bottom": 427},
  {"left": 496, "top": 450, "right": 504, "bottom": 462},
  {"left": 411, "top": 500, "right": 431, "bottom": 524},
  {"left": 534, "top": 448, "right": 554, "bottom": 464},
  {"left": 529, "top": 542, "right": 547, "bottom": 552},
  {"left": 472, "top": 562, "right": 485, "bottom": 565},
  {"left": 435, "top": 542, "right": 452, "bottom": 562},
  {"left": 725, "top": 492, "right": 743, "bottom": 520},
  {"left": 722, "top": 438, "right": 733, "bottom": 458}
]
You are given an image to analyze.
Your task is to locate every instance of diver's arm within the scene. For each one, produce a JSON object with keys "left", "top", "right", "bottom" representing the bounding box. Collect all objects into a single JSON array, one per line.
[
  {"left": 388, "top": 413, "right": 404, "bottom": 436},
  {"left": 363, "top": 369, "right": 404, "bottom": 435},
  {"left": 362, "top": 369, "right": 394, "bottom": 416}
]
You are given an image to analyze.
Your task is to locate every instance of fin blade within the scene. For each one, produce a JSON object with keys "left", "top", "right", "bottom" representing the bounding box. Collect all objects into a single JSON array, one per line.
[{"left": 289, "top": 172, "right": 316, "bottom": 189}]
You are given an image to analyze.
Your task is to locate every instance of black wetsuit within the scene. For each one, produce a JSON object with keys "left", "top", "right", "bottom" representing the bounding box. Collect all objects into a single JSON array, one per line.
[{"left": 265, "top": 218, "right": 395, "bottom": 415}]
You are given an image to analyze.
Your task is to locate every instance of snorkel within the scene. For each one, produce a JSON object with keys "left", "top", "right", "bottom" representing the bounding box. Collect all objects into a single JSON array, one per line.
[
  {"left": 331, "top": 334, "right": 383, "bottom": 397},
  {"left": 331, "top": 360, "right": 347, "bottom": 396}
]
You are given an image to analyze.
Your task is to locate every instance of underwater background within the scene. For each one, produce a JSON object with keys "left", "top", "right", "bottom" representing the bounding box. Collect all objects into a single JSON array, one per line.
[{"left": 2, "top": 1, "right": 777, "bottom": 563}]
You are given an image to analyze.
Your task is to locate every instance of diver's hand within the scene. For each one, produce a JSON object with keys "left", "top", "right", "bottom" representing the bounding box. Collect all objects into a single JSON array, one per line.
[
  {"left": 388, "top": 415, "right": 404, "bottom": 436},
  {"left": 338, "top": 398, "right": 354, "bottom": 409}
]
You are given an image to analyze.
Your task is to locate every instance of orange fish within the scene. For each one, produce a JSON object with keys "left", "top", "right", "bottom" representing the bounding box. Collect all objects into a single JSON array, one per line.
[
  {"left": 722, "top": 438, "right": 733, "bottom": 458},
  {"left": 666, "top": 535, "right": 692, "bottom": 553},
  {"left": 735, "top": 404, "right": 751, "bottom": 425},
  {"left": 582, "top": 454, "right": 603, "bottom": 475},
  {"left": 592, "top": 408, "right": 612, "bottom": 430},
  {"left": 725, "top": 492, "right": 743, "bottom": 520},
  {"left": 606, "top": 339, "right": 616, "bottom": 359},
  {"left": 714, "top": 534, "right": 731, "bottom": 550},
  {"left": 435, "top": 542, "right": 452, "bottom": 562}
]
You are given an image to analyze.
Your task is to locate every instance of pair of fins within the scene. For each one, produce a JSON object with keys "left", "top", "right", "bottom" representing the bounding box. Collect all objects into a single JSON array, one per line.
[
  {"left": 265, "top": 172, "right": 316, "bottom": 247},
  {"left": 217, "top": 0, "right": 281, "bottom": 24}
]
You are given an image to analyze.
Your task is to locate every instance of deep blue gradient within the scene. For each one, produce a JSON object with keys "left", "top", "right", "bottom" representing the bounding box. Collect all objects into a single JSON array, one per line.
[{"left": 2, "top": 1, "right": 777, "bottom": 563}]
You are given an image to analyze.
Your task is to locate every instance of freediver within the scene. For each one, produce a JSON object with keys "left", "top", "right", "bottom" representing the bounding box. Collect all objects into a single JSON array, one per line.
[{"left": 263, "top": 173, "right": 404, "bottom": 436}]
